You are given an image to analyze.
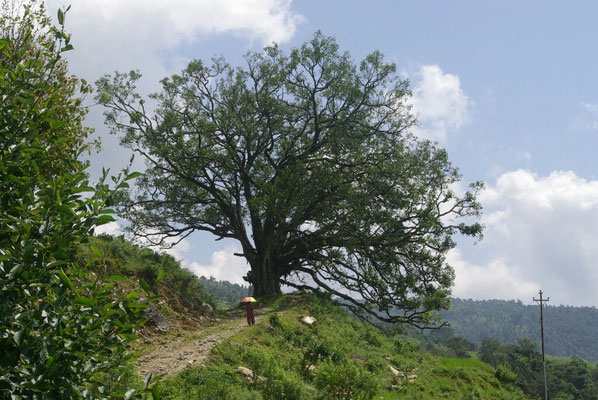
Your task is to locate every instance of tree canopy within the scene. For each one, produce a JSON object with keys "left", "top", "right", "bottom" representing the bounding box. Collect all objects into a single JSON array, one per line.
[{"left": 97, "top": 32, "right": 483, "bottom": 328}]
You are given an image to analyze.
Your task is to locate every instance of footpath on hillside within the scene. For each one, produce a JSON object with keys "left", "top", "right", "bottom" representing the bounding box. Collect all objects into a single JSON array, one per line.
[{"left": 136, "top": 307, "right": 272, "bottom": 378}]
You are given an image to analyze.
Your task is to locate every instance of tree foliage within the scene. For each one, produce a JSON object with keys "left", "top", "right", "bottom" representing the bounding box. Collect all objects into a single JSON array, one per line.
[
  {"left": 0, "top": 3, "right": 146, "bottom": 397},
  {"left": 434, "top": 298, "right": 598, "bottom": 362},
  {"left": 478, "top": 338, "right": 598, "bottom": 399},
  {"left": 197, "top": 275, "right": 251, "bottom": 309},
  {"left": 96, "top": 32, "right": 482, "bottom": 328}
]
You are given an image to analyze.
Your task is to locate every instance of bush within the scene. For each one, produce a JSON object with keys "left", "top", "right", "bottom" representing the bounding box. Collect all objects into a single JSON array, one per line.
[
  {"left": 242, "top": 348, "right": 304, "bottom": 400},
  {"left": 300, "top": 339, "right": 342, "bottom": 376},
  {"left": 394, "top": 338, "right": 419, "bottom": 354},
  {"left": 0, "top": 3, "right": 147, "bottom": 398},
  {"left": 314, "top": 358, "right": 379, "bottom": 400},
  {"left": 495, "top": 364, "right": 518, "bottom": 385},
  {"left": 268, "top": 313, "right": 283, "bottom": 330},
  {"left": 360, "top": 330, "right": 382, "bottom": 347},
  {"left": 444, "top": 336, "right": 475, "bottom": 358},
  {"left": 160, "top": 366, "right": 236, "bottom": 399}
]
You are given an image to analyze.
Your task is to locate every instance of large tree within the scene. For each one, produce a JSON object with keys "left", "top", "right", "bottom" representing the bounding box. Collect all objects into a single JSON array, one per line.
[{"left": 97, "top": 33, "right": 483, "bottom": 327}]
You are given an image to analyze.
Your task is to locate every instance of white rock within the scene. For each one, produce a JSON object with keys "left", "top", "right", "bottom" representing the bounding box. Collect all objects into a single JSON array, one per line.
[
  {"left": 300, "top": 316, "right": 317, "bottom": 326},
  {"left": 236, "top": 366, "right": 253, "bottom": 378},
  {"left": 389, "top": 365, "right": 405, "bottom": 377}
]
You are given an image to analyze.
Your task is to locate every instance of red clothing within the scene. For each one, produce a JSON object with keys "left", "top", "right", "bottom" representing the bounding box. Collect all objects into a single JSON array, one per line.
[{"left": 245, "top": 303, "right": 255, "bottom": 326}]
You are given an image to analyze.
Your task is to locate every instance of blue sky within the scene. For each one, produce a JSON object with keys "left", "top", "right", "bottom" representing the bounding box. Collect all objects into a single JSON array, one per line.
[{"left": 45, "top": 0, "right": 598, "bottom": 306}]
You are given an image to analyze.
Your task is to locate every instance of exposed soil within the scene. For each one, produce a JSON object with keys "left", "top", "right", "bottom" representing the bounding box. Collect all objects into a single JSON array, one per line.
[{"left": 136, "top": 307, "right": 271, "bottom": 378}]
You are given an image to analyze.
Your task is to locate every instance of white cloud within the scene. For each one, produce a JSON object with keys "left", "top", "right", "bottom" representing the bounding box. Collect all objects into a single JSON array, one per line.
[
  {"left": 409, "top": 65, "right": 471, "bottom": 142},
  {"left": 456, "top": 169, "right": 598, "bottom": 305},
  {"left": 449, "top": 249, "right": 540, "bottom": 301},
  {"left": 45, "top": 0, "right": 304, "bottom": 83},
  {"left": 188, "top": 246, "right": 249, "bottom": 285},
  {"left": 94, "top": 221, "right": 124, "bottom": 236}
]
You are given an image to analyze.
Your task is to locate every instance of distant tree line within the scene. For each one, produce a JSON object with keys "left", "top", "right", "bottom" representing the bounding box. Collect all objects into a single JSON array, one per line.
[
  {"left": 437, "top": 298, "right": 598, "bottom": 362},
  {"left": 415, "top": 327, "right": 598, "bottom": 399},
  {"left": 198, "top": 276, "right": 252, "bottom": 309}
]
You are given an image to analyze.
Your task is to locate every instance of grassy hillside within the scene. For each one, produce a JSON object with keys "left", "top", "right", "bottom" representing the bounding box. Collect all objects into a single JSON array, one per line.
[
  {"left": 74, "top": 237, "right": 530, "bottom": 399},
  {"left": 76, "top": 235, "right": 217, "bottom": 333},
  {"left": 155, "top": 293, "right": 529, "bottom": 399}
]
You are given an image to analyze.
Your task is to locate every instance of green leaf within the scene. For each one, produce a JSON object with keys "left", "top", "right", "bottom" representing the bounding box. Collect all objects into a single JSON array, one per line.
[
  {"left": 116, "top": 181, "right": 130, "bottom": 190},
  {"left": 0, "top": 38, "right": 9, "bottom": 50},
  {"left": 156, "top": 270, "right": 166, "bottom": 283},
  {"left": 124, "top": 171, "right": 143, "bottom": 181},
  {"left": 152, "top": 385, "right": 162, "bottom": 400},
  {"left": 57, "top": 8, "right": 64, "bottom": 25},
  {"left": 8, "top": 264, "right": 23, "bottom": 280},
  {"left": 53, "top": 136, "right": 70, "bottom": 145},
  {"left": 47, "top": 260, "right": 67, "bottom": 269},
  {"left": 126, "top": 291, "right": 139, "bottom": 300},
  {"left": 5, "top": 174, "right": 19, "bottom": 184},
  {"left": 75, "top": 297, "right": 95, "bottom": 307},
  {"left": 73, "top": 186, "right": 95, "bottom": 193},
  {"left": 45, "top": 355, "right": 55, "bottom": 369},
  {"left": 139, "top": 278, "right": 150, "bottom": 292},
  {"left": 22, "top": 146, "right": 44, "bottom": 153},
  {"left": 58, "top": 269, "right": 74, "bottom": 291},
  {"left": 96, "top": 215, "right": 116, "bottom": 225},
  {"left": 61, "top": 44, "right": 74, "bottom": 52},
  {"left": 90, "top": 245, "right": 103, "bottom": 257},
  {"left": 152, "top": 384, "right": 162, "bottom": 400}
]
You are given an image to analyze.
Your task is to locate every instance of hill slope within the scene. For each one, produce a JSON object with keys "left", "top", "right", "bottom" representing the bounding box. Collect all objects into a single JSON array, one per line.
[
  {"left": 77, "top": 237, "right": 529, "bottom": 399},
  {"left": 437, "top": 298, "right": 598, "bottom": 361},
  {"left": 153, "top": 293, "right": 529, "bottom": 399}
]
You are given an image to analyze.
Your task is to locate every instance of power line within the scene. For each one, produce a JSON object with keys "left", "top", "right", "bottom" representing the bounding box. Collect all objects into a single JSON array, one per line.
[
  {"left": 543, "top": 324, "right": 585, "bottom": 359},
  {"left": 544, "top": 323, "right": 598, "bottom": 360}
]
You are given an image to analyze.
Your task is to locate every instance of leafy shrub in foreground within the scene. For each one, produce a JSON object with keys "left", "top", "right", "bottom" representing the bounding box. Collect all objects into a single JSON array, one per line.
[{"left": 0, "top": 3, "right": 146, "bottom": 398}]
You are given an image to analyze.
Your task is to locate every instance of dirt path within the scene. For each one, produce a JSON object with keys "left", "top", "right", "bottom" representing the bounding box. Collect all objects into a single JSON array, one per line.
[{"left": 137, "top": 308, "right": 271, "bottom": 378}]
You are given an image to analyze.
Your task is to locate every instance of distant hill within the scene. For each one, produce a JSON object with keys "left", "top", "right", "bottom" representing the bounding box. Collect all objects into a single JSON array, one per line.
[
  {"left": 197, "top": 275, "right": 252, "bottom": 309},
  {"left": 436, "top": 298, "right": 598, "bottom": 361}
]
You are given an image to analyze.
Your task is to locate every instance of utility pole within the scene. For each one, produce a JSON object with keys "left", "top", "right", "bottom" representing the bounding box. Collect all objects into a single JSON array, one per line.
[{"left": 534, "top": 290, "right": 549, "bottom": 400}]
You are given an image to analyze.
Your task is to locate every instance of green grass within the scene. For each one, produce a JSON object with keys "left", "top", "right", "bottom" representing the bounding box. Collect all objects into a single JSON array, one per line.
[{"left": 155, "top": 292, "right": 531, "bottom": 400}]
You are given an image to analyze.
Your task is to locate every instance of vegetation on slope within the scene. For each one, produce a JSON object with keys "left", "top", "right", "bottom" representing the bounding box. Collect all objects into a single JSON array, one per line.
[
  {"left": 434, "top": 298, "right": 598, "bottom": 361},
  {"left": 77, "top": 235, "right": 216, "bottom": 330},
  {"left": 155, "top": 293, "right": 529, "bottom": 400},
  {"left": 477, "top": 338, "right": 598, "bottom": 399},
  {"left": 197, "top": 276, "right": 251, "bottom": 309}
]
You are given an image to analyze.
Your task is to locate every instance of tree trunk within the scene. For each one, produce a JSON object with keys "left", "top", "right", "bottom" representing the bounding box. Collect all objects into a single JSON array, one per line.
[{"left": 251, "top": 250, "right": 281, "bottom": 297}]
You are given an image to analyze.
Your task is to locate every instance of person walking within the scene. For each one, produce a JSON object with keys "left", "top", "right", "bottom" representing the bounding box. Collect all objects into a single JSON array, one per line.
[{"left": 241, "top": 297, "right": 256, "bottom": 326}]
